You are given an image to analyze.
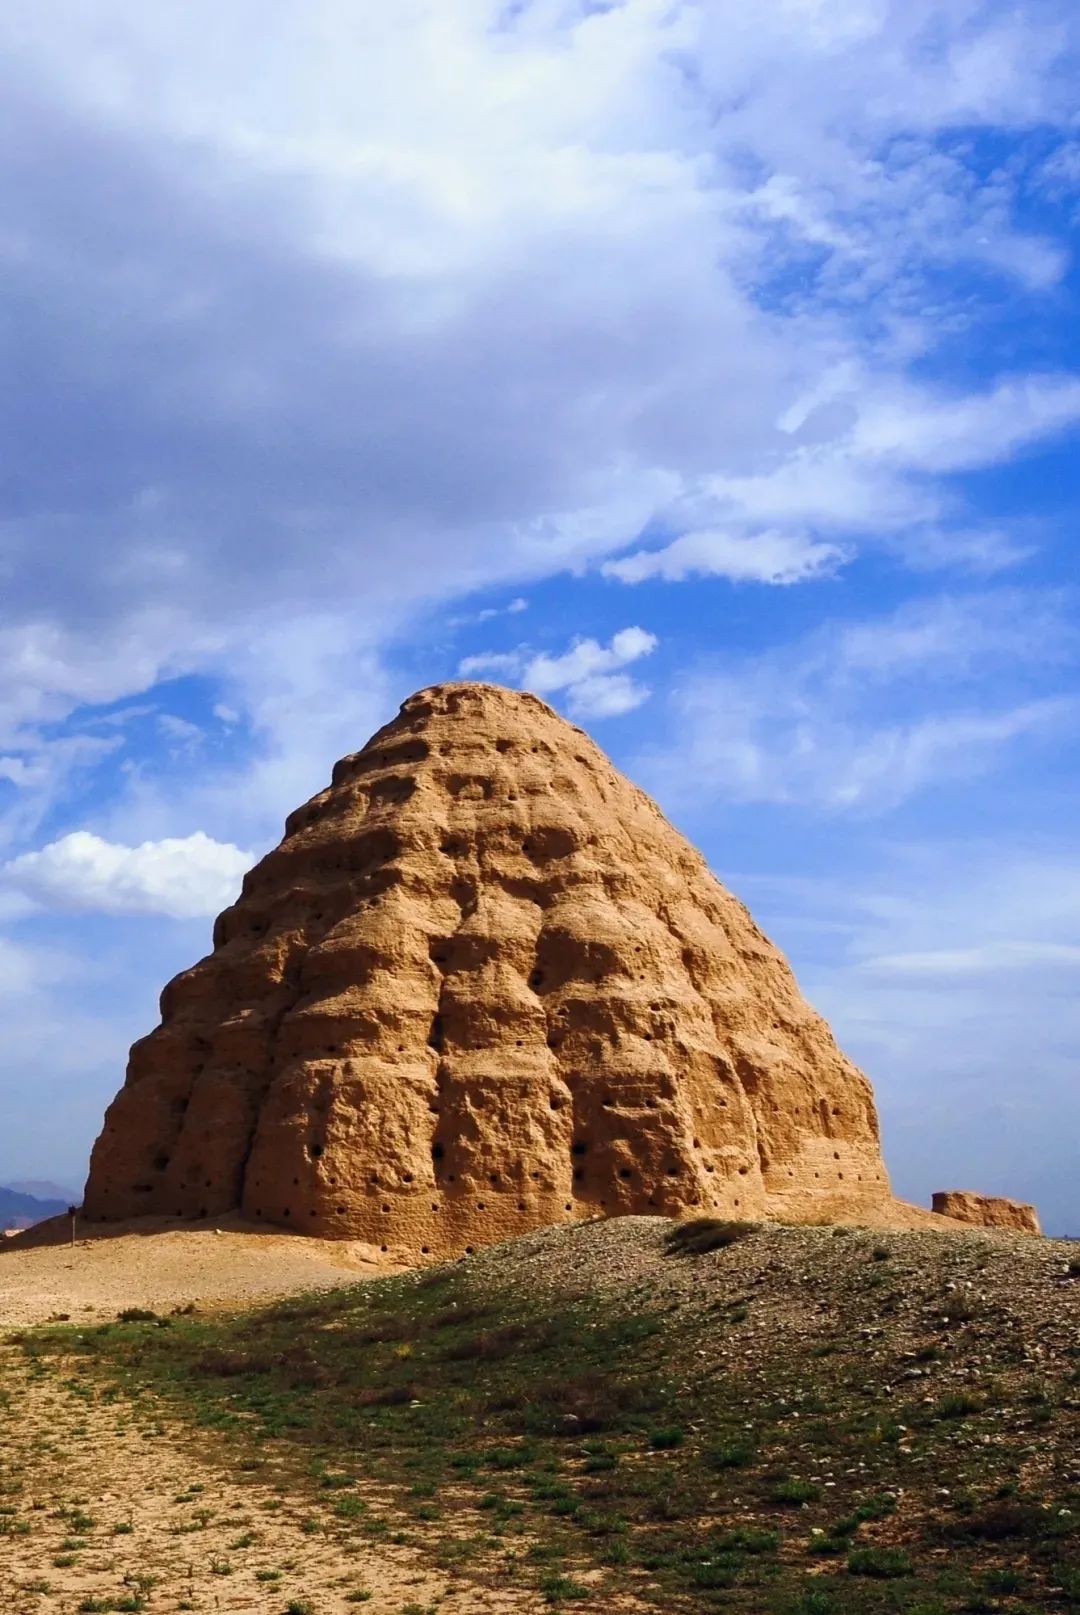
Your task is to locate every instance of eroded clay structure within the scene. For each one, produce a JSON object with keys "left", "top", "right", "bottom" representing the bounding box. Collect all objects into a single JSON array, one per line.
[
  {"left": 932, "top": 1191, "right": 1040, "bottom": 1234},
  {"left": 84, "top": 682, "right": 895, "bottom": 1256}
]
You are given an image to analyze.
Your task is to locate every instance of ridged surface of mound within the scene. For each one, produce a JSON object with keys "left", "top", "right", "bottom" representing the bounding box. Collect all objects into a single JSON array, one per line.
[{"left": 84, "top": 682, "right": 894, "bottom": 1257}]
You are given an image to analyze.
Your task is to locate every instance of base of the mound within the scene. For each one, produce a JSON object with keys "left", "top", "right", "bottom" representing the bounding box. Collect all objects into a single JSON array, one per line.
[{"left": 6, "top": 1189, "right": 982, "bottom": 1261}]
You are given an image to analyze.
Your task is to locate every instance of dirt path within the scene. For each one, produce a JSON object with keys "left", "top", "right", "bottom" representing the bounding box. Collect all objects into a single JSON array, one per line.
[
  {"left": 0, "top": 1217, "right": 398, "bottom": 1329},
  {"left": 0, "top": 1343, "right": 543, "bottom": 1615}
]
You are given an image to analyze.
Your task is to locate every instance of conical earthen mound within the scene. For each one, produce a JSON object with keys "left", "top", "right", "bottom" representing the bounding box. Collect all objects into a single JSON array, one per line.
[{"left": 84, "top": 682, "right": 893, "bottom": 1257}]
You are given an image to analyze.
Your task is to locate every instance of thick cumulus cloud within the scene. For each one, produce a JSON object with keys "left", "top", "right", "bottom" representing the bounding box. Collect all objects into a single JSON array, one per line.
[
  {"left": 3, "top": 0, "right": 1080, "bottom": 829},
  {"left": 4, "top": 832, "right": 252, "bottom": 919}
]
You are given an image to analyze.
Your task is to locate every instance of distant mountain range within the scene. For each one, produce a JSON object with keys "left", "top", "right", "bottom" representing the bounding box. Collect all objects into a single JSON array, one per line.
[
  {"left": 0, "top": 1184, "right": 73, "bottom": 1230},
  {"left": 4, "top": 1179, "right": 80, "bottom": 1204}
]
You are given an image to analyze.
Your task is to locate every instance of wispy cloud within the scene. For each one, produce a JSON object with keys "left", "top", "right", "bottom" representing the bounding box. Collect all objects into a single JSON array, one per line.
[
  {"left": 642, "top": 590, "right": 1077, "bottom": 812},
  {"left": 861, "top": 940, "right": 1080, "bottom": 979},
  {"left": 603, "top": 528, "right": 846, "bottom": 586},
  {"left": 734, "top": 838, "right": 1080, "bottom": 1231}
]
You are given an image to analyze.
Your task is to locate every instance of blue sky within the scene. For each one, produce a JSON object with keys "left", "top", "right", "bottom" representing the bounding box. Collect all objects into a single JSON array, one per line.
[{"left": 1, "top": 1, "right": 1078, "bottom": 1231}]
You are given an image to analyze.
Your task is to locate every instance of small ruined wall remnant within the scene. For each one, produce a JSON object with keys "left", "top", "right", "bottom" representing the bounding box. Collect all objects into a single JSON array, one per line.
[{"left": 932, "top": 1190, "right": 1040, "bottom": 1235}]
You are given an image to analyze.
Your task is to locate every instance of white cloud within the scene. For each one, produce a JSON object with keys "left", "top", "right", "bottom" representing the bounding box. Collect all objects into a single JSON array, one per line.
[
  {"left": 640, "top": 590, "right": 1076, "bottom": 811},
  {"left": 4, "top": 830, "right": 252, "bottom": 919},
  {"left": 1, "top": 0, "right": 1078, "bottom": 1220},
  {"left": 561, "top": 672, "right": 650, "bottom": 720},
  {"left": 524, "top": 626, "right": 658, "bottom": 693},
  {"left": 0, "top": 1, "right": 1074, "bottom": 865},
  {"left": 603, "top": 527, "right": 846, "bottom": 585},
  {"left": 849, "top": 374, "right": 1080, "bottom": 474},
  {"left": 458, "top": 625, "right": 659, "bottom": 719}
]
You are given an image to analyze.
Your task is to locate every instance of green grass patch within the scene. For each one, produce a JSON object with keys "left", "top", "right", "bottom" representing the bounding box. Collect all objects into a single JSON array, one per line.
[{"left": 16, "top": 1228, "right": 1080, "bottom": 1613}]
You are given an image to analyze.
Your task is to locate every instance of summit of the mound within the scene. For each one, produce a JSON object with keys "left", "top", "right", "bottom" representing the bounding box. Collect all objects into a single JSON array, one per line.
[{"left": 84, "top": 680, "right": 907, "bottom": 1257}]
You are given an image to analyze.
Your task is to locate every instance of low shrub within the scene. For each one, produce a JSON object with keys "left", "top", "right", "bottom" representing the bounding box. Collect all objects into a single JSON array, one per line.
[
  {"left": 665, "top": 1218, "right": 759, "bottom": 1256},
  {"left": 769, "top": 1478, "right": 821, "bottom": 1506},
  {"left": 847, "top": 1546, "right": 913, "bottom": 1579},
  {"left": 705, "top": 1442, "right": 754, "bottom": 1470}
]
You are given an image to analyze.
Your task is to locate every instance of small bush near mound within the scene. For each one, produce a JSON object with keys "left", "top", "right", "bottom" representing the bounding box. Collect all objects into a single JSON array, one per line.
[{"left": 664, "top": 1217, "right": 758, "bottom": 1256}]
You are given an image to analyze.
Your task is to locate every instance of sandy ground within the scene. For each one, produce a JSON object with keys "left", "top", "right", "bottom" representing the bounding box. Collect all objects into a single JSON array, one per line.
[
  {"left": 0, "top": 1215, "right": 398, "bottom": 1328},
  {"left": 0, "top": 1340, "right": 543, "bottom": 1615}
]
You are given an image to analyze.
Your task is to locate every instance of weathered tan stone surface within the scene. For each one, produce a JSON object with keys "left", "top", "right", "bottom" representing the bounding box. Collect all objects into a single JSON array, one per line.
[
  {"left": 85, "top": 682, "right": 899, "bottom": 1258},
  {"left": 932, "top": 1190, "right": 1041, "bottom": 1234}
]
